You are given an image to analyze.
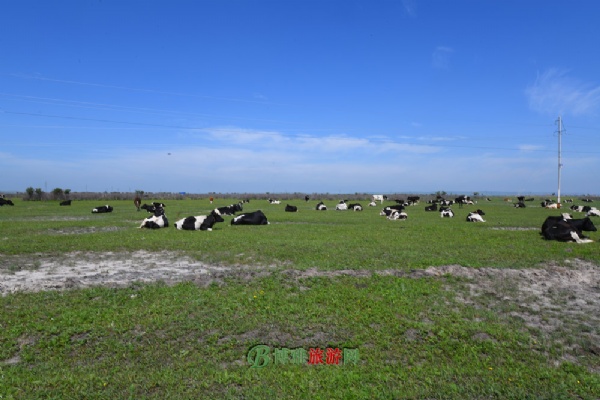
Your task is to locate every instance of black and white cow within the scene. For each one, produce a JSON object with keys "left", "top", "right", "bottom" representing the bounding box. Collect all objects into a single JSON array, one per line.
[
  {"left": 174, "top": 210, "right": 224, "bottom": 231},
  {"left": 407, "top": 196, "right": 420, "bottom": 205},
  {"left": 540, "top": 199, "right": 555, "bottom": 208},
  {"left": 380, "top": 205, "right": 405, "bottom": 216},
  {"left": 92, "top": 205, "right": 113, "bottom": 213},
  {"left": 268, "top": 198, "right": 281, "bottom": 204},
  {"left": 581, "top": 198, "right": 594, "bottom": 203},
  {"left": 455, "top": 195, "right": 470, "bottom": 208},
  {"left": 368, "top": 201, "right": 377, "bottom": 207},
  {"left": 348, "top": 203, "right": 363, "bottom": 211},
  {"left": 139, "top": 206, "right": 168, "bottom": 229},
  {"left": 541, "top": 213, "right": 573, "bottom": 233},
  {"left": 387, "top": 210, "right": 408, "bottom": 220},
  {"left": 140, "top": 202, "right": 166, "bottom": 213},
  {"left": 541, "top": 215, "right": 596, "bottom": 243},
  {"left": 285, "top": 204, "right": 298, "bottom": 212},
  {"left": 570, "top": 205, "right": 585, "bottom": 212},
  {"left": 0, "top": 198, "right": 15, "bottom": 206},
  {"left": 587, "top": 208, "right": 600, "bottom": 217},
  {"left": 425, "top": 203, "right": 438, "bottom": 211},
  {"left": 214, "top": 203, "right": 243, "bottom": 216},
  {"left": 513, "top": 201, "right": 526, "bottom": 208},
  {"left": 440, "top": 207, "right": 454, "bottom": 218},
  {"left": 305, "top": 195, "right": 310, "bottom": 202},
  {"left": 315, "top": 202, "right": 327, "bottom": 211},
  {"left": 466, "top": 209, "right": 486, "bottom": 222},
  {"left": 231, "top": 210, "right": 269, "bottom": 225},
  {"left": 60, "top": 200, "right": 72, "bottom": 206}
]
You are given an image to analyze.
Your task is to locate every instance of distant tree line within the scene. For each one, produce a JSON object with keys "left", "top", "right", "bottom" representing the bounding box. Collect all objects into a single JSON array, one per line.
[{"left": 11, "top": 188, "right": 596, "bottom": 202}]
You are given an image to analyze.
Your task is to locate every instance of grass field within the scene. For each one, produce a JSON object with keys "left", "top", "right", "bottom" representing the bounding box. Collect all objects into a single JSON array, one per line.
[{"left": 1, "top": 196, "right": 599, "bottom": 399}]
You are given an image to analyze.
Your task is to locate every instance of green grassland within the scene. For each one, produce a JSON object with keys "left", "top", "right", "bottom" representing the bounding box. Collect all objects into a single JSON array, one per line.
[{"left": 0, "top": 197, "right": 599, "bottom": 399}]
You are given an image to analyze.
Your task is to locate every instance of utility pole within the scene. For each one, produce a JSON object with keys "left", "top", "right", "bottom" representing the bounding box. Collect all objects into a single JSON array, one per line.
[{"left": 556, "top": 116, "right": 563, "bottom": 206}]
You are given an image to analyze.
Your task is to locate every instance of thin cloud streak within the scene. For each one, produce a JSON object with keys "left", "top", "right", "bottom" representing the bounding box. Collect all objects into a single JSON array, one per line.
[{"left": 526, "top": 68, "right": 600, "bottom": 116}]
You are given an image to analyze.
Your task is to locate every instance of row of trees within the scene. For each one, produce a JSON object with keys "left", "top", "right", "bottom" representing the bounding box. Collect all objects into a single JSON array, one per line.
[{"left": 25, "top": 187, "right": 71, "bottom": 201}]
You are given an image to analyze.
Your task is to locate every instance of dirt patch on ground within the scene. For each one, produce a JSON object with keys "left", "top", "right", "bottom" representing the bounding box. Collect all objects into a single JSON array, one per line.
[
  {"left": 0, "top": 251, "right": 275, "bottom": 295},
  {"left": 1, "top": 252, "right": 598, "bottom": 369}
]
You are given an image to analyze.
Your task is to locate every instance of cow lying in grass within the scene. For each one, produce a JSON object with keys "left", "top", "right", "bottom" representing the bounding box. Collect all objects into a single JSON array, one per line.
[
  {"left": 387, "top": 210, "right": 408, "bottom": 220},
  {"left": 335, "top": 201, "right": 348, "bottom": 211},
  {"left": 315, "top": 202, "right": 327, "bottom": 210},
  {"left": 139, "top": 206, "right": 168, "bottom": 229},
  {"left": 541, "top": 215, "right": 596, "bottom": 243},
  {"left": 174, "top": 210, "right": 224, "bottom": 231},
  {"left": 440, "top": 207, "right": 454, "bottom": 218},
  {"left": 141, "top": 202, "right": 166, "bottom": 213},
  {"left": 92, "top": 205, "right": 113, "bottom": 213},
  {"left": 231, "top": 210, "right": 269, "bottom": 225},
  {"left": 60, "top": 200, "right": 72, "bottom": 206},
  {"left": 214, "top": 203, "right": 243, "bottom": 216},
  {"left": 285, "top": 204, "right": 298, "bottom": 212},
  {"left": 0, "top": 198, "right": 14, "bottom": 206},
  {"left": 348, "top": 203, "right": 363, "bottom": 211},
  {"left": 466, "top": 209, "right": 486, "bottom": 222}
]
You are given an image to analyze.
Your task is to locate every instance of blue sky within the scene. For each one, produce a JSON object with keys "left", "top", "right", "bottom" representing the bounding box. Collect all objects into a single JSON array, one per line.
[{"left": 2, "top": 0, "right": 600, "bottom": 195}]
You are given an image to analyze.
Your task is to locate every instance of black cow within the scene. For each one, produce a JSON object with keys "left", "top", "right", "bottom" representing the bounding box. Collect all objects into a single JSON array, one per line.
[
  {"left": 425, "top": 203, "right": 438, "bottom": 211},
  {"left": 407, "top": 196, "right": 420, "bottom": 205},
  {"left": 174, "top": 210, "right": 224, "bottom": 231},
  {"left": 305, "top": 195, "right": 310, "bottom": 202},
  {"left": 60, "top": 200, "right": 72, "bottom": 206},
  {"left": 0, "top": 198, "right": 15, "bottom": 206},
  {"left": 231, "top": 210, "right": 269, "bottom": 225},
  {"left": 542, "top": 217, "right": 595, "bottom": 243},
  {"left": 541, "top": 215, "right": 596, "bottom": 243},
  {"left": 92, "top": 205, "right": 113, "bottom": 213},
  {"left": 285, "top": 204, "right": 298, "bottom": 212}
]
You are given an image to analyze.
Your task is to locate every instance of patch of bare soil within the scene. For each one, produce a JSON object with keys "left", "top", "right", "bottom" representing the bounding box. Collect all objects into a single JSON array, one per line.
[
  {"left": 1, "top": 252, "right": 598, "bottom": 370},
  {"left": 0, "top": 251, "right": 275, "bottom": 295}
]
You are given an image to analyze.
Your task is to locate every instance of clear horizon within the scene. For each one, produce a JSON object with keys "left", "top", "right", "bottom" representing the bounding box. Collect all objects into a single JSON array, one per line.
[{"left": 2, "top": 1, "right": 599, "bottom": 195}]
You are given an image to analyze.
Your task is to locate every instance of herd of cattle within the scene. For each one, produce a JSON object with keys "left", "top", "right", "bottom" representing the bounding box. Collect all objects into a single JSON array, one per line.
[{"left": 1, "top": 193, "right": 598, "bottom": 243}]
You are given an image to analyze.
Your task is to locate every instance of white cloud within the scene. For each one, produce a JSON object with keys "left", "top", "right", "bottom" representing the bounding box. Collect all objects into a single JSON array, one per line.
[
  {"left": 432, "top": 46, "right": 454, "bottom": 69},
  {"left": 517, "top": 144, "right": 545, "bottom": 152},
  {"left": 525, "top": 68, "right": 600, "bottom": 116},
  {"left": 402, "top": 0, "right": 417, "bottom": 18}
]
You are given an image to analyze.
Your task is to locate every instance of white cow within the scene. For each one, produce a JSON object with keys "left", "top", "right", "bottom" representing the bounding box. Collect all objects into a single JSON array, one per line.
[
  {"left": 335, "top": 201, "right": 348, "bottom": 211},
  {"left": 372, "top": 194, "right": 386, "bottom": 204}
]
